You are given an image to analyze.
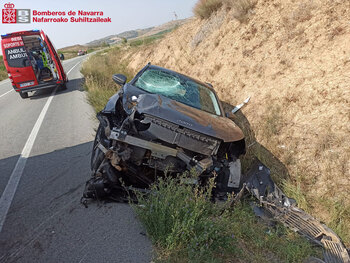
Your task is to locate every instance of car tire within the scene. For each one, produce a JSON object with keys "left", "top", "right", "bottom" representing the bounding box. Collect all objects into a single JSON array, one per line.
[
  {"left": 91, "top": 124, "right": 110, "bottom": 173},
  {"left": 19, "top": 92, "right": 28, "bottom": 99}
]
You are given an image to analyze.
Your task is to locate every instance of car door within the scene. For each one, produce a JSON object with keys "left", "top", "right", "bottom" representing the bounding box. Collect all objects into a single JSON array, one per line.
[
  {"left": 41, "top": 33, "right": 67, "bottom": 82},
  {"left": 2, "top": 36, "right": 38, "bottom": 89}
]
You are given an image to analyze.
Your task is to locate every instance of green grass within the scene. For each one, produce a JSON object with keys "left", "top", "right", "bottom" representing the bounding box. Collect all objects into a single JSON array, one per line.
[
  {"left": 0, "top": 56, "right": 8, "bottom": 81},
  {"left": 319, "top": 198, "right": 350, "bottom": 245},
  {"left": 80, "top": 47, "right": 133, "bottom": 112},
  {"left": 129, "top": 29, "right": 174, "bottom": 47},
  {"left": 133, "top": 173, "right": 321, "bottom": 262}
]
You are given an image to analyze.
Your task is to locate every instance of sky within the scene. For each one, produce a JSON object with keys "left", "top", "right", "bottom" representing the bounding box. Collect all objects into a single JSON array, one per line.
[{"left": 0, "top": 0, "right": 197, "bottom": 51}]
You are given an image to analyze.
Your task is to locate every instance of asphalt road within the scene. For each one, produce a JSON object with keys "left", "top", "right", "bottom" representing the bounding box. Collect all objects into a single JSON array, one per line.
[{"left": 0, "top": 55, "right": 151, "bottom": 263}]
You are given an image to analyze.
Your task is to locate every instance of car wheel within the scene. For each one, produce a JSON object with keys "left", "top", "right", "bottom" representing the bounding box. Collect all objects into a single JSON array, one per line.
[
  {"left": 19, "top": 92, "right": 28, "bottom": 99},
  {"left": 90, "top": 124, "right": 109, "bottom": 173}
]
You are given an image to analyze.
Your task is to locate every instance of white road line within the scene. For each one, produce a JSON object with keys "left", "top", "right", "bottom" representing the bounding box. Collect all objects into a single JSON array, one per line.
[
  {"left": 0, "top": 87, "right": 56, "bottom": 232},
  {"left": 0, "top": 60, "right": 81, "bottom": 232},
  {"left": 0, "top": 60, "right": 81, "bottom": 100},
  {"left": 0, "top": 89, "right": 13, "bottom": 98},
  {"left": 66, "top": 60, "right": 81, "bottom": 75},
  {"left": 62, "top": 56, "right": 81, "bottom": 64}
]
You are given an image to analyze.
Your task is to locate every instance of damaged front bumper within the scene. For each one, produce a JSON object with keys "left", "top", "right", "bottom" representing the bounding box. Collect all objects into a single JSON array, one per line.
[
  {"left": 84, "top": 116, "right": 244, "bottom": 202},
  {"left": 108, "top": 128, "right": 214, "bottom": 174}
]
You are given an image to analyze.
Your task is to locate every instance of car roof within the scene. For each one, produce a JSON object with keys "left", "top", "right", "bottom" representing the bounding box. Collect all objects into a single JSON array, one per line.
[{"left": 1, "top": 30, "right": 42, "bottom": 39}]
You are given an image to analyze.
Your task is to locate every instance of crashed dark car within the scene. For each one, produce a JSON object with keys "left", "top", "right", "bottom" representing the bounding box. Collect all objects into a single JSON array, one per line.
[
  {"left": 82, "top": 64, "right": 350, "bottom": 263},
  {"left": 84, "top": 63, "right": 246, "bottom": 200}
]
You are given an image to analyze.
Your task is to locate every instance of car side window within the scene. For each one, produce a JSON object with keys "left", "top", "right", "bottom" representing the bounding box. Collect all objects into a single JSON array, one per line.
[{"left": 5, "top": 46, "right": 29, "bottom": 68}]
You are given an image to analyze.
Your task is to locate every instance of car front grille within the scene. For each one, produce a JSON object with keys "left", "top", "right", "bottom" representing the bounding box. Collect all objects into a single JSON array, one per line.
[{"left": 143, "top": 114, "right": 221, "bottom": 156}]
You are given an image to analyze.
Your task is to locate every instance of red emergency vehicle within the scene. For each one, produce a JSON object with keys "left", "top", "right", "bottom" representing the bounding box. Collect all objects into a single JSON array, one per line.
[{"left": 1, "top": 30, "right": 67, "bottom": 99}]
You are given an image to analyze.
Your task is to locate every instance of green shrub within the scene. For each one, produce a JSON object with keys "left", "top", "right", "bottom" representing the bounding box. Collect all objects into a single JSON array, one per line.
[
  {"left": 133, "top": 173, "right": 320, "bottom": 262},
  {"left": 133, "top": 173, "right": 238, "bottom": 262}
]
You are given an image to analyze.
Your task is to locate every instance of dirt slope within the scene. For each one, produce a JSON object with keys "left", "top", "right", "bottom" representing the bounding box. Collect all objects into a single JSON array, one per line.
[
  {"left": 123, "top": 0, "right": 350, "bottom": 243},
  {"left": 86, "top": 19, "right": 188, "bottom": 46},
  {"left": 58, "top": 44, "right": 87, "bottom": 52}
]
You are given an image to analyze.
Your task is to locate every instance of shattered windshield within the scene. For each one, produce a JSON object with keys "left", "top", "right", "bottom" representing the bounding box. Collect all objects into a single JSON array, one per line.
[{"left": 134, "top": 69, "right": 221, "bottom": 115}]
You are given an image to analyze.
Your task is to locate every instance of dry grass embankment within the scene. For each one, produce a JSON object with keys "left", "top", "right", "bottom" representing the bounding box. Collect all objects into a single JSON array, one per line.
[
  {"left": 81, "top": 47, "right": 133, "bottom": 112},
  {"left": 194, "top": 0, "right": 256, "bottom": 22}
]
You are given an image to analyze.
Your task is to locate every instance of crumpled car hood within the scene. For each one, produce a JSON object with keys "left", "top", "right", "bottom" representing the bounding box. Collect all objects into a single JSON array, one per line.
[{"left": 132, "top": 93, "right": 244, "bottom": 142}]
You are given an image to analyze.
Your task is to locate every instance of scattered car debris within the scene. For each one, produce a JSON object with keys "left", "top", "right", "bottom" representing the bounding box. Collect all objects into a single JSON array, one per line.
[
  {"left": 243, "top": 161, "right": 350, "bottom": 263},
  {"left": 82, "top": 64, "right": 350, "bottom": 263}
]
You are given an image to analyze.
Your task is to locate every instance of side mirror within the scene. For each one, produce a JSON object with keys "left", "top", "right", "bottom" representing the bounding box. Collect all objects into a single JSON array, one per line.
[
  {"left": 112, "top": 74, "right": 127, "bottom": 86},
  {"left": 206, "top": 82, "right": 213, "bottom": 88}
]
